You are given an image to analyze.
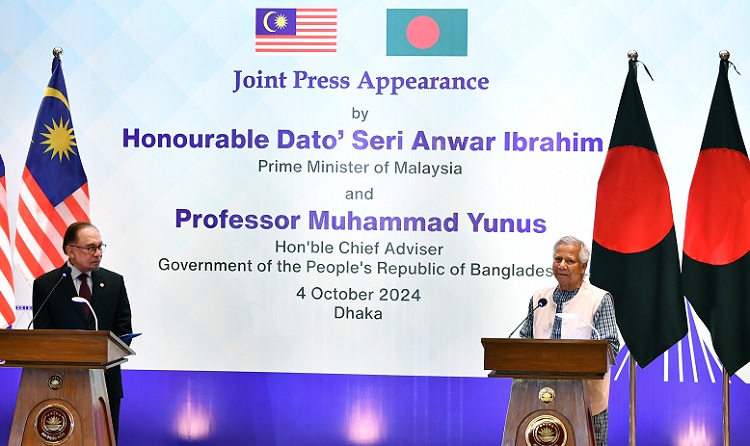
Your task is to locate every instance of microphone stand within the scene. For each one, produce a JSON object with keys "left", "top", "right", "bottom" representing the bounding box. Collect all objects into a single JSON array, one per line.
[
  {"left": 507, "top": 298, "right": 548, "bottom": 338},
  {"left": 71, "top": 297, "right": 98, "bottom": 331},
  {"left": 554, "top": 312, "right": 600, "bottom": 339}
]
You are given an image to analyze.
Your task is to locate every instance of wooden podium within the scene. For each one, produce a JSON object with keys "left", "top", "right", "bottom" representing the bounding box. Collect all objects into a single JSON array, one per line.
[
  {"left": 481, "top": 338, "right": 613, "bottom": 446},
  {"left": 0, "top": 329, "right": 135, "bottom": 446}
]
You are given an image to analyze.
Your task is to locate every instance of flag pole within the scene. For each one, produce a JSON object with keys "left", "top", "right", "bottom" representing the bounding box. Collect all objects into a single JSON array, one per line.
[
  {"left": 629, "top": 358, "right": 636, "bottom": 446},
  {"left": 718, "top": 48, "right": 732, "bottom": 446},
  {"left": 625, "top": 51, "right": 638, "bottom": 446},
  {"left": 592, "top": 48, "right": 686, "bottom": 445},
  {"left": 723, "top": 367, "right": 729, "bottom": 446},
  {"left": 14, "top": 45, "right": 92, "bottom": 285}
]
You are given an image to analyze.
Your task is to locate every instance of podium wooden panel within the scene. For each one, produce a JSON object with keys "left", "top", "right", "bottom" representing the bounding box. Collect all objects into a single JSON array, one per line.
[
  {"left": 0, "top": 330, "right": 135, "bottom": 446},
  {"left": 481, "top": 338, "right": 613, "bottom": 446}
]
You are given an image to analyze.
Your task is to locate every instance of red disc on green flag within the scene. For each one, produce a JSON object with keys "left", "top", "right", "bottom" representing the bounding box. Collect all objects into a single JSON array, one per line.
[
  {"left": 594, "top": 145, "right": 674, "bottom": 253},
  {"left": 406, "top": 16, "right": 440, "bottom": 49},
  {"left": 684, "top": 148, "right": 750, "bottom": 265}
]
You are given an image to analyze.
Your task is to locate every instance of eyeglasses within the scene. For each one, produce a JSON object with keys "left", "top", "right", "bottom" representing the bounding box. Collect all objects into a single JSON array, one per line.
[{"left": 70, "top": 244, "right": 106, "bottom": 255}]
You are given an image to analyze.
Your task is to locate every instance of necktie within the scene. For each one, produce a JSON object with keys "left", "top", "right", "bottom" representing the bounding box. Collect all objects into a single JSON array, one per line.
[{"left": 78, "top": 273, "right": 92, "bottom": 318}]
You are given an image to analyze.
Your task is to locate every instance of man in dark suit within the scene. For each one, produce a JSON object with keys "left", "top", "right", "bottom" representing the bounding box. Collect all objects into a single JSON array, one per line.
[{"left": 31, "top": 221, "right": 133, "bottom": 442}]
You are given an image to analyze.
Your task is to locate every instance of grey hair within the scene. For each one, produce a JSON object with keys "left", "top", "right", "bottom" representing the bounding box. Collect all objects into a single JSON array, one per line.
[{"left": 553, "top": 235, "right": 590, "bottom": 265}]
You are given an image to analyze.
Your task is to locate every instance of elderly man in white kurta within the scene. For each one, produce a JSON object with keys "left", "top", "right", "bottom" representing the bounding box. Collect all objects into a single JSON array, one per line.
[{"left": 519, "top": 235, "right": 620, "bottom": 446}]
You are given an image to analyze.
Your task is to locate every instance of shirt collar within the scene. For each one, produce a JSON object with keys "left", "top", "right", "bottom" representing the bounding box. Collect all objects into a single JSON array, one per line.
[
  {"left": 67, "top": 261, "right": 85, "bottom": 280},
  {"left": 552, "top": 286, "right": 580, "bottom": 307}
]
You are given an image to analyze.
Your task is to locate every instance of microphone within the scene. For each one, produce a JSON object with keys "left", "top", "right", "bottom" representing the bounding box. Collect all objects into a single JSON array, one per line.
[
  {"left": 27, "top": 269, "right": 70, "bottom": 329},
  {"left": 71, "top": 297, "right": 98, "bottom": 331},
  {"left": 508, "top": 298, "right": 548, "bottom": 338},
  {"left": 555, "top": 312, "right": 600, "bottom": 339}
]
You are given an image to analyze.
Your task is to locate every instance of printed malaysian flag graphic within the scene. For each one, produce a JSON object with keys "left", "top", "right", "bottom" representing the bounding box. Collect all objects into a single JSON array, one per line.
[
  {"left": 0, "top": 155, "right": 14, "bottom": 328},
  {"left": 14, "top": 54, "right": 90, "bottom": 287},
  {"left": 255, "top": 8, "right": 337, "bottom": 54}
]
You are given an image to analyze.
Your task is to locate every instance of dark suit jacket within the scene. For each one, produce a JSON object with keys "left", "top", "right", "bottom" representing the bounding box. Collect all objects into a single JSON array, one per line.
[{"left": 32, "top": 264, "right": 133, "bottom": 398}]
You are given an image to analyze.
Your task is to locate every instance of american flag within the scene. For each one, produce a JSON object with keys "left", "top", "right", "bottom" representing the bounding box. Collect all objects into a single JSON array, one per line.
[
  {"left": 0, "top": 155, "right": 14, "bottom": 328},
  {"left": 14, "top": 55, "right": 90, "bottom": 287},
  {"left": 255, "top": 8, "right": 337, "bottom": 54}
]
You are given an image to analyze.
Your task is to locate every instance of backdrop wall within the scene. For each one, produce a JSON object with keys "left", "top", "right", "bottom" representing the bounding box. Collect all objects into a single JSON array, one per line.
[{"left": 1, "top": 1, "right": 749, "bottom": 444}]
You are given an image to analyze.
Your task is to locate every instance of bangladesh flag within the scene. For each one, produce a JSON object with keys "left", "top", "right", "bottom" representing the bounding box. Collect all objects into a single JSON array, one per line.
[
  {"left": 591, "top": 58, "right": 687, "bottom": 367},
  {"left": 386, "top": 9, "right": 467, "bottom": 57},
  {"left": 683, "top": 57, "right": 750, "bottom": 376}
]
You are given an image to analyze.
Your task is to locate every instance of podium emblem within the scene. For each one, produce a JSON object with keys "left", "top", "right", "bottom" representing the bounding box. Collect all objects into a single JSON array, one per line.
[
  {"left": 525, "top": 414, "right": 567, "bottom": 446},
  {"left": 48, "top": 375, "right": 63, "bottom": 390},
  {"left": 538, "top": 386, "right": 555, "bottom": 404},
  {"left": 34, "top": 404, "right": 74, "bottom": 445}
]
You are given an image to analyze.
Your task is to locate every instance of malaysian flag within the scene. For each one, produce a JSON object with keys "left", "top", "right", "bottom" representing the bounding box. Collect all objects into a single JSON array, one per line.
[
  {"left": 255, "top": 8, "right": 337, "bottom": 54},
  {"left": 0, "top": 154, "right": 14, "bottom": 328},
  {"left": 14, "top": 54, "right": 90, "bottom": 287}
]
